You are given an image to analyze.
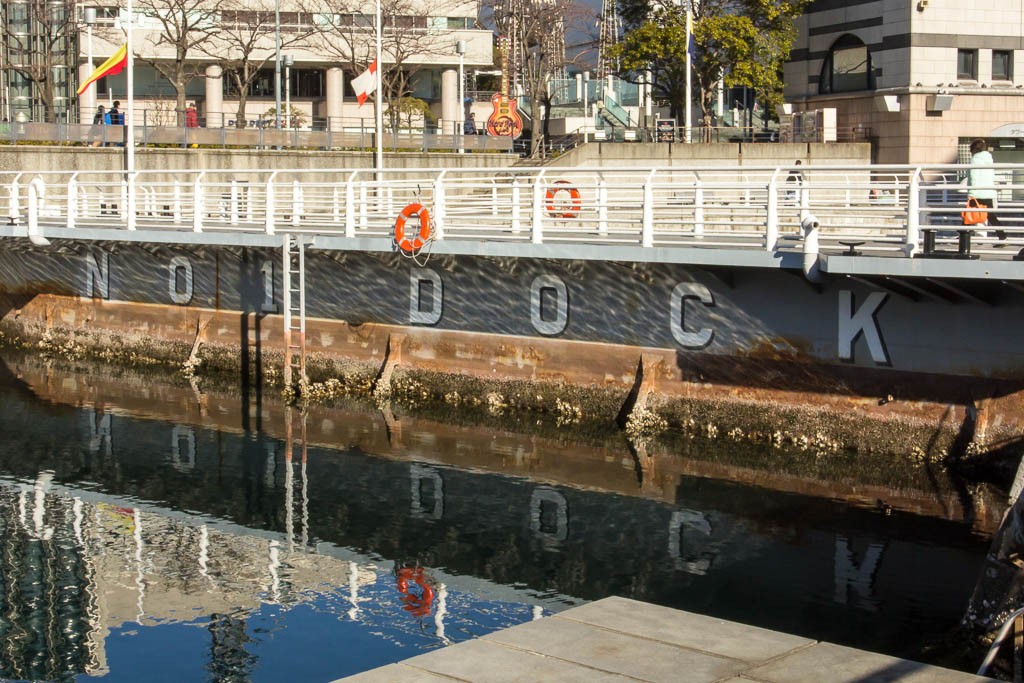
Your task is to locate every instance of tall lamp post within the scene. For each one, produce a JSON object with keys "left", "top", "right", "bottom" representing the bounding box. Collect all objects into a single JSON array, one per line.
[
  {"left": 82, "top": 7, "right": 97, "bottom": 122},
  {"left": 582, "top": 71, "right": 590, "bottom": 144},
  {"left": 284, "top": 54, "right": 293, "bottom": 128},
  {"left": 274, "top": 0, "right": 281, "bottom": 129},
  {"left": 456, "top": 40, "right": 465, "bottom": 154}
]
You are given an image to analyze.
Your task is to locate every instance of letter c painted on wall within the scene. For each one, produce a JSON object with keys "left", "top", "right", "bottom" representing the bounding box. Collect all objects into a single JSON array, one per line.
[{"left": 670, "top": 282, "right": 714, "bottom": 349}]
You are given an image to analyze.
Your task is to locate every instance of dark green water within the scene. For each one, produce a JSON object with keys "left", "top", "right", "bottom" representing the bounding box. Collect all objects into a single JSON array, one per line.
[{"left": 0, "top": 356, "right": 997, "bottom": 681}]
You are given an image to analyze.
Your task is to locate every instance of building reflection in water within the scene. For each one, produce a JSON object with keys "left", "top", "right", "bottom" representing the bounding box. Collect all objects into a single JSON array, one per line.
[{"left": 0, "top": 466, "right": 550, "bottom": 681}]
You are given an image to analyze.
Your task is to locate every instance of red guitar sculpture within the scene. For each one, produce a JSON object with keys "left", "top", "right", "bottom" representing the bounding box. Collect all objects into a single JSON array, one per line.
[{"left": 486, "top": 36, "right": 524, "bottom": 139}]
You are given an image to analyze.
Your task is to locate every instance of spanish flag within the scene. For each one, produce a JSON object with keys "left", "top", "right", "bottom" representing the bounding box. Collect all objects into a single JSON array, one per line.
[{"left": 76, "top": 44, "right": 128, "bottom": 96}]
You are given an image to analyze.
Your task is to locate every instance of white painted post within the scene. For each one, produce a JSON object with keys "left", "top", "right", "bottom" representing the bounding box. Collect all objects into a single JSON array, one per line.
[
  {"left": 291, "top": 180, "right": 301, "bottom": 227},
  {"left": 532, "top": 173, "right": 545, "bottom": 244},
  {"left": 122, "top": 178, "right": 134, "bottom": 230},
  {"left": 491, "top": 182, "right": 498, "bottom": 216},
  {"left": 598, "top": 178, "right": 608, "bottom": 236},
  {"left": 7, "top": 173, "right": 21, "bottom": 225},
  {"left": 193, "top": 173, "right": 204, "bottom": 232},
  {"left": 432, "top": 171, "right": 446, "bottom": 240},
  {"left": 26, "top": 181, "right": 50, "bottom": 246},
  {"left": 765, "top": 175, "right": 779, "bottom": 251},
  {"left": 265, "top": 172, "right": 277, "bottom": 235},
  {"left": 642, "top": 170, "right": 655, "bottom": 247},
  {"left": 693, "top": 179, "right": 704, "bottom": 238},
  {"left": 906, "top": 170, "right": 920, "bottom": 256},
  {"left": 173, "top": 181, "right": 182, "bottom": 224},
  {"left": 511, "top": 178, "right": 521, "bottom": 235},
  {"left": 332, "top": 186, "right": 341, "bottom": 225},
  {"left": 344, "top": 172, "right": 357, "bottom": 237},
  {"left": 230, "top": 180, "right": 239, "bottom": 225},
  {"left": 359, "top": 182, "right": 368, "bottom": 230},
  {"left": 67, "top": 175, "right": 77, "bottom": 229}
]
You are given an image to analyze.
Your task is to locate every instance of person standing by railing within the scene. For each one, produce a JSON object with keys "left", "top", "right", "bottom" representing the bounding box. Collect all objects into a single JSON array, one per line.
[
  {"left": 185, "top": 103, "right": 199, "bottom": 129},
  {"left": 89, "top": 105, "right": 108, "bottom": 147},
  {"left": 967, "top": 138, "right": 1006, "bottom": 239}
]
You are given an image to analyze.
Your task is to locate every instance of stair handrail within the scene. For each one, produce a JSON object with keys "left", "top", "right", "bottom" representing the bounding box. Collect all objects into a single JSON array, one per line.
[{"left": 601, "top": 94, "right": 631, "bottom": 127}]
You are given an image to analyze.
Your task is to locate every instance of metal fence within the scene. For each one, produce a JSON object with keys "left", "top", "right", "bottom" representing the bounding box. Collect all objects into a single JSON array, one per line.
[
  {"left": 4, "top": 163, "right": 1023, "bottom": 262},
  {"left": 0, "top": 121, "right": 515, "bottom": 154}
]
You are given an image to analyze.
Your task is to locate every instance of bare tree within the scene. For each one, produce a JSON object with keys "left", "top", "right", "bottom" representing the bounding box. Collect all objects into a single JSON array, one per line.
[
  {"left": 203, "top": 5, "right": 311, "bottom": 128},
  {"left": 300, "top": 0, "right": 462, "bottom": 131},
  {"left": 1, "top": 0, "right": 77, "bottom": 122},
  {"left": 489, "top": 0, "right": 590, "bottom": 158},
  {"left": 133, "top": 0, "right": 225, "bottom": 125}
]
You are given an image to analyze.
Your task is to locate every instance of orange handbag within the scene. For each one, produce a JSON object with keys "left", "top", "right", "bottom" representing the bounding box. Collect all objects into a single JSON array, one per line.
[{"left": 962, "top": 197, "right": 988, "bottom": 225}]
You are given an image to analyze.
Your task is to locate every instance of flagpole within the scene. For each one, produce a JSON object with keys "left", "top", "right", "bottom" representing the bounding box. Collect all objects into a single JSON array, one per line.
[
  {"left": 126, "top": 0, "right": 135, "bottom": 173},
  {"left": 684, "top": 4, "right": 692, "bottom": 144},
  {"left": 374, "top": 0, "right": 383, "bottom": 171}
]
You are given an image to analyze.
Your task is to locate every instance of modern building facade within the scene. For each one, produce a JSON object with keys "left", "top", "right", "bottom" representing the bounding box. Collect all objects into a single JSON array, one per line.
[
  {"left": 785, "top": 0, "right": 1024, "bottom": 164},
  {"left": 2, "top": 1, "right": 492, "bottom": 131}
]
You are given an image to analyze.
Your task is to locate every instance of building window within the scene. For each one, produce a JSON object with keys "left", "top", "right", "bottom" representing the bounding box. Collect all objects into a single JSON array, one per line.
[
  {"left": 818, "top": 34, "right": 873, "bottom": 94},
  {"left": 993, "top": 50, "right": 1013, "bottom": 81},
  {"left": 957, "top": 49, "right": 977, "bottom": 80}
]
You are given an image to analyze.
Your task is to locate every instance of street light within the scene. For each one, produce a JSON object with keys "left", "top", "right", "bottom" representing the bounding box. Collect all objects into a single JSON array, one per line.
[
  {"left": 456, "top": 40, "right": 465, "bottom": 154},
  {"left": 284, "top": 54, "right": 293, "bottom": 128},
  {"left": 582, "top": 71, "right": 590, "bottom": 144},
  {"left": 274, "top": 0, "right": 281, "bottom": 129},
  {"left": 83, "top": 7, "right": 97, "bottom": 122}
]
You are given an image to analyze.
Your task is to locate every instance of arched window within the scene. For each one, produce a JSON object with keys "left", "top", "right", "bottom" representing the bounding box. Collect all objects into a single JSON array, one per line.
[{"left": 819, "top": 34, "right": 874, "bottom": 94}]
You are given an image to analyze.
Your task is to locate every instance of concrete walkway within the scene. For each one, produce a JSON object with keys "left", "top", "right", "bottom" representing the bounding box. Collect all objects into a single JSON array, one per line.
[{"left": 340, "top": 596, "right": 994, "bottom": 682}]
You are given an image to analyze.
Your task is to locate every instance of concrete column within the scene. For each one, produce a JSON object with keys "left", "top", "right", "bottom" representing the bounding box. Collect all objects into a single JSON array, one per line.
[
  {"left": 78, "top": 63, "right": 96, "bottom": 124},
  {"left": 440, "top": 68, "right": 458, "bottom": 135},
  {"left": 325, "top": 66, "right": 344, "bottom": 130},
  {"left": 204, "top": 64, "right": 223, "bottom": 128}
]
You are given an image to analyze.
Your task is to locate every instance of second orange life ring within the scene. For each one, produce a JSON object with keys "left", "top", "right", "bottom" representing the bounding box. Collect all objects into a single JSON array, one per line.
[
  {"left": 545, "top": 181, "right": 582, "bottom": 219},
  {"left": 394, "top": 203, "right": 431, "bottom": 253}
]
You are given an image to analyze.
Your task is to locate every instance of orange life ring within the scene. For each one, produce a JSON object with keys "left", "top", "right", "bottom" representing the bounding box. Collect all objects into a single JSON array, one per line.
[
  {"left": 394, "top": 203, "right": 431, "bottom": 253},
  {"left": 396, "top": 567, "right": 435, "bottom": 617},
  {"left": 545, "top": 181, "right": 582, "bottom": 219}
]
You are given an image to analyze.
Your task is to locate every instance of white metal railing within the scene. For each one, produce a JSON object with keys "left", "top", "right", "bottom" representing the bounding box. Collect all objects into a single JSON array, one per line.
[{"left": 3, "top": 163, "right": 1024, "bottom": 259}]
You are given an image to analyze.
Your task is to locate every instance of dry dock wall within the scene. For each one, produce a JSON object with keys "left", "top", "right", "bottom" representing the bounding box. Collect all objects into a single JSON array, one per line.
[{"left": 0, "top": 239, "right": 1021, "bottom": 460}]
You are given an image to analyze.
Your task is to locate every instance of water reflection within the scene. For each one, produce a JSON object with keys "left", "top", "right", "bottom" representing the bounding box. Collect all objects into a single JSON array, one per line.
[{"left": 0, "top": 356, "right": 1004, "bottom": 680}]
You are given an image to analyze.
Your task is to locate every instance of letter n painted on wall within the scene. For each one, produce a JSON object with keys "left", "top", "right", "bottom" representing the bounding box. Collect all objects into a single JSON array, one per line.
[
  {"left": 84, "top": 251, "right": 109, "bottom": 299},
  {"left": 838, "top": 291, "right": 889, "bottom": 364}
]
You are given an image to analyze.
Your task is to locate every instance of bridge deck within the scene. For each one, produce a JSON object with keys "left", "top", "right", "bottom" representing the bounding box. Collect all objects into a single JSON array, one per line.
[
  {"left": 5, "top": 164, "right": 1024, "bottom": 281},
  {"left": 341, "top": 596, "right": 993, "bottom": 682}
]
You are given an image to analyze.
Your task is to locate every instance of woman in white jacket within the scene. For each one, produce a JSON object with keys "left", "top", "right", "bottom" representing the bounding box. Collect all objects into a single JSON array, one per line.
[{"left": 967, "top": 138, "right": 1005, "bottom": 238}]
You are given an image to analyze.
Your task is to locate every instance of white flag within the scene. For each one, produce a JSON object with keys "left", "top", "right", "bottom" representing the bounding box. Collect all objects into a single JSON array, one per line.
[{"left": 352, "top": 60, "right": 378, "bottom": 106}]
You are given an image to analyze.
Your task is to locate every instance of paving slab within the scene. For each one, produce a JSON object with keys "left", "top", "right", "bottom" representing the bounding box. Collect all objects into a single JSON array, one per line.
[
  {"left": 339, "top": 598, "right": 996, "bottom": 683},
  {"left": 482, "top": 611, "right": 746, "bottom": 683},
  {"left": 341, "top": 663, "right": 458, "bottom": 682},
  {"left": 397, "top": 637, "right": 638, "bottom": 682},
  {"left": 556, "top": 595, "right": 815, "bottom": 662},
  {"left": 743, "top": 642, "right": 994, "bottom": 683}
]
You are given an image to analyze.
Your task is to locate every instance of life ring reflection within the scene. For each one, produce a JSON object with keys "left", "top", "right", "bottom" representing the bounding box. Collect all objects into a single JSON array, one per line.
[
  {"left": 530, "top": 486, "right": 568, "bottom": 547},
  {"left": 410, "top": 464, "right": 444, "bottom": 520},
  {"left": 668, "top": 509, "right": 713, "bottom": 574}
]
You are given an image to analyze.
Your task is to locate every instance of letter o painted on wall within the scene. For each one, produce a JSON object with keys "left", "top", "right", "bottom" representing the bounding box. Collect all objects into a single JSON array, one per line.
[
  {"left": 168, "top": 256, "right": 194, "bottom": 305},
  {"left": 530, "top": 275, "right": 568, "bottom": 336}
]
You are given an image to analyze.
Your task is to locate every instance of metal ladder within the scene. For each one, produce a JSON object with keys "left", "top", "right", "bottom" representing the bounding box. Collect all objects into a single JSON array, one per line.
[{"left": 282, "top": 233, "right": 306, "bottom": 391}]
